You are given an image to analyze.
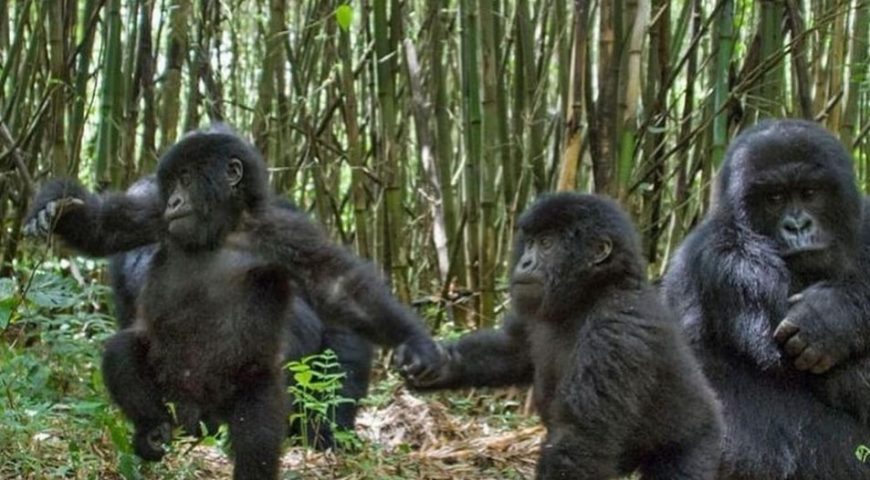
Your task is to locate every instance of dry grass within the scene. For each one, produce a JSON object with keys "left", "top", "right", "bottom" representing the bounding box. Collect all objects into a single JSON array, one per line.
[{"left": 185, "top": 387, "right": 543, "bottom": 479}]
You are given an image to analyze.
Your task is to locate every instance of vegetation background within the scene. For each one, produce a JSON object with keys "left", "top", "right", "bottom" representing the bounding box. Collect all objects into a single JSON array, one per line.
[{"left": 0, "top": 0, "right": 868, "bottom": 478}]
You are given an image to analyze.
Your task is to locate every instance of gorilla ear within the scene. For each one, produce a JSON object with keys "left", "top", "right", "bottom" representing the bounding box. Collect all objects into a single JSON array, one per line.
[
  {"left": 227, "top": 158, "right": 243, "bottom": 187},
  {"left": 591, "top": 238, "right": 613, "bottom": 264}
]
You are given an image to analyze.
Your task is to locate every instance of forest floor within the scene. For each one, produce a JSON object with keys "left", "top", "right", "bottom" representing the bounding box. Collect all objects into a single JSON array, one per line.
[{"left": 187, "top": 386, "right": 543, "bottom": 480}]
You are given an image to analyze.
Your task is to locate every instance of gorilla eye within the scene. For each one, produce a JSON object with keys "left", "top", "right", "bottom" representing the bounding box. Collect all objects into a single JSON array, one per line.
[
  {"left": 767, "top": 192, "right": 784, "bottom": 204},
  {"left": 539, "top": 237, "right": 554, "bottom": 250},
  {"left": 179, "top": 171, "right": 192, "bottom": 187},
  {"left": 800, "top": 188, "right": 816, "bottom": 200}
]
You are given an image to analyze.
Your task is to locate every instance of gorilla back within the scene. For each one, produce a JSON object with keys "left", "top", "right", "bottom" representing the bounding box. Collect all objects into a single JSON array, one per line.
[{"left": 663, "top": 119, "right": 870, "bottom": 479}]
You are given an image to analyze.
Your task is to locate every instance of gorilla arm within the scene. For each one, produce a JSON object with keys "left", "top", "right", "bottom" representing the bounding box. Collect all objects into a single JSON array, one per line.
[
  {"left": 24, "top": 179, "right": 163, "bottom": 255},
  {"left": 664, "top": 220, "right": 791, "bottom": 373},
  {"left": 402, "top": 312, "right": 534, "bottom": 390},
  {"left": 252, "top": 208, "right": 445, "bottom": 381}
]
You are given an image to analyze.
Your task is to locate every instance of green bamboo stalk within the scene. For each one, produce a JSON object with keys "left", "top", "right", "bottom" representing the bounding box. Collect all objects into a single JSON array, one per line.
[
  {"left": 711, "top": 0, "right": 734, "bottom": 168},
  {"left": 340, "top": 23, "right": 372, "bottom": 259},
  {"left": 373, "top": 0, "right": 410, "bottom": 302},
  {"left": 840, "top": 0, "right": 868, "bottom": 147},
  {"left": 460, "top": 0, "right": 482, "bottom": 323},
  {"left": 431, "top": 0, "right": 465, "bottom": 290},
  {"left": 95, "top": 0, "right": 123, "bottom": 186},
  {"left": 47, "top": 0, "right": 68, "bottom": 175},
  {"left": 477, "top": 0, "right": 500, "bottom": 326},
  {"left": 252, "top": 0, "right": 285, "bottom": 156},
  {"left": 827, "top": 0, "right": 848, "bottom": 132},
  {"left": 158, "top": 0, "right": 190, "bottom": 150}
]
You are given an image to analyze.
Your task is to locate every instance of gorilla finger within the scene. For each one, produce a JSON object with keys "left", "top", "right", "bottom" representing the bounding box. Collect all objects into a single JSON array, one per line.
[
  {"left": 39, "top": 208, "right": 55, "bottom": 233},
  {"left": 59, "top": 197, "right": 85, "bottom": 208},
  {"left": 774, "top": 319, "right": 800, "bottom": 345},
  {"left": 788, "top": 293, "right": 804, "bottom": 305},
  {"left": 795, "top": 347, "right": 821, "bottom": 371},
  {"left": 784, "top": 334, "right": 808, "bottom": 356},
  {"left": 810, "top": 355, "right": 835, "bottom": 374}
]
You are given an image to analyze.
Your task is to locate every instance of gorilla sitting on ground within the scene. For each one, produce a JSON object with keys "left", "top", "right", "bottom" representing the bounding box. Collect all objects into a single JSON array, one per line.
[
  {"left": 402, "top": 193, "right": 723, "bottom": 480},
  {"left": 663, "top": 119, "right": 870, "bottom": 479},
  {"left": 25, "top": 126, "right": 442, "bottom": 479}
]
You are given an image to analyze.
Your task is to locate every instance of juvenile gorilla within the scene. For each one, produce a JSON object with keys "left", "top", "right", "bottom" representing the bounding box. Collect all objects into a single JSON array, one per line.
[
  {"left": 111, "top": 242, "right": 372, "bottom": 447},
  {"left": 403, "top": 193, "right": 723, "bottom": 479},
  {"left": 663, "top": 119, "right": 870, "bottom": 479},
  {"left": 107, "top": 177, "right": 372, "bottom": 446},
  {"left": 26, "top": 128, "right": 442, "bottom": 479}
]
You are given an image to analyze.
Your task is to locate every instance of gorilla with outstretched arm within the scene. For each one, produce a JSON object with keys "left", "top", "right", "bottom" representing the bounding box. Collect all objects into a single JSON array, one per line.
[{"left": 403, "top": 193, "right": 722, "bottom": 480}]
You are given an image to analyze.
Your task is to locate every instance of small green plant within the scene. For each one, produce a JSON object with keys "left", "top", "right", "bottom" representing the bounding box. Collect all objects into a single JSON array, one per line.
[
  {"left": 856, "top": 444, "right": 870, "bottom": 463},
  {"left": 286, "top": 349, "right": 361, "bottom": 450}
]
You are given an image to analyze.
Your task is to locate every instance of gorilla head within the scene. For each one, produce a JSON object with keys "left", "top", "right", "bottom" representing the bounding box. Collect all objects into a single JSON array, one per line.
[
  {"left": 511, "top": 193, "right": 645, "bottom": 319},
  {"left": 716, "top": 119, "right": 861, "bottom": 280},
  {"left": 157, "top": 128, "right": 270, "bottom": 250}
]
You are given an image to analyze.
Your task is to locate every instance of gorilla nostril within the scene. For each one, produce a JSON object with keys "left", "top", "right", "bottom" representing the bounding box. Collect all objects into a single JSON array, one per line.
[{"left": 783, "top": 215, "right": 812, "bottom": 235}]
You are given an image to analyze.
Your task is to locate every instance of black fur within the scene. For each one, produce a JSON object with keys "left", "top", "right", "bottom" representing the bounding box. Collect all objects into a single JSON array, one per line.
[
  {"left": 106, "top": 176, "right": 372, "bottom": 447},
  {"left": 26, "top": 126, "right": 442, "bottom": 479},
  {"left": 406, "top": 193, "right": 723, "bottom": 479},
  {"left": 110, "top": 243, "right": 372, "bottom": 448},
  {"left": 663, "top": 119, "right": 870, "bottom": 479}
]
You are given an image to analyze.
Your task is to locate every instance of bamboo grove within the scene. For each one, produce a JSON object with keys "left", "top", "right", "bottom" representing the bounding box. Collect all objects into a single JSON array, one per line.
[{"left": 0, "top": 0, "right": 868, "bottom": 328}]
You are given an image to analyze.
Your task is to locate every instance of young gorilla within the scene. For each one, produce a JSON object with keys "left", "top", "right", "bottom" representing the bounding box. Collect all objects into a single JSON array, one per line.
[
  {"left": 111, "top": 242, "right": 372, "bottom": 448},
  {"left": 25, "top": 128, "right": 442, "bottom": 479},
  {"left": 663, "top": 119, "right": 870, "bottom": 479},
  {"left": 402, "top": 193, "right": 723, "bottom": 479},
  {"left": 107, "top": 176, "right": 373, "bottom": 448}
]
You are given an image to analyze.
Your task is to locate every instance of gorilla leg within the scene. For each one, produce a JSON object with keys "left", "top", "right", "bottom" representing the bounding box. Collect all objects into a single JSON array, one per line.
[
  {"left": 639, "top": 430, "right": 721, "bottom": 480},
  {"left": 102, "top": 330, "right": 170, "bottom": 461},
  {"left": 536, "top": 430, "right": 620, "bottom": 480},
  {"left": 228, "top": 380, "right": 287, "bottom": 480},
  {"left": 322, "top": 325, "right": 373, "bottom": 430}
]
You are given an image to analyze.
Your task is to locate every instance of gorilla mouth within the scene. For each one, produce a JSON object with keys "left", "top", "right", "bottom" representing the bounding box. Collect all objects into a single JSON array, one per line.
[
  {"left": 511, "top": 274, "right": 543, "bottom": 289},
  {"left": 782, "top": 245, "right": 828, "bottom": 256},
  {"left": 511, "top": 277, "right": 545, "bottom": 311},
  {"left": 165, "top": 210, "right": 194, "bottom": 221},
  {"left": 780, "top": 237, "right": 829, "bottom": 257}
]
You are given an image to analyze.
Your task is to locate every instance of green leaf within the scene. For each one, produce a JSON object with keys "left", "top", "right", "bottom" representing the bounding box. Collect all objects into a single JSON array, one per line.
[
  {"left": 335, "top": 4, "right": 353, "bottom": 31},
  {"left": 294, "top": 370, "right": 314, "bottom": 386}
]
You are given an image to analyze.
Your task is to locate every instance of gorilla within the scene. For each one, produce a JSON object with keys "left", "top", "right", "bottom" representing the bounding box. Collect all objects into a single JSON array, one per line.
[
  {"left": 25, "top": 126, "right": 443, "bottom": 479},
  {"left": 663, "top": 119, "right": 870, "bottom": 479},
  {"left": 107, "top": 177, "right": 373, "bottom": 447},
  {"left": 402, "top": 193, "right": 723, "bottom": 479}
]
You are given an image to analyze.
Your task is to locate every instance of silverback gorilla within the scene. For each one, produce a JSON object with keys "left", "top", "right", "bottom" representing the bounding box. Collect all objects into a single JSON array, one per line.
[
  {"left": 25, "top": 126, "right": 442, "bottom": 479},
  {"left": 402, "top": 193, "right": 723, "bottom": 479},
  {"left": 663, "top": 119, "right": 870, "bottom": 479}
]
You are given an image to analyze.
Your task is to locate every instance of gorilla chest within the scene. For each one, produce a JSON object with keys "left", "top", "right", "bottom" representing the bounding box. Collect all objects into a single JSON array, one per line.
[
  {"left": 529, "top": 321, "right": 580, "bottom": 420},
  {"left": 141, "top": 247, "right": 275, "bottom": 336}
]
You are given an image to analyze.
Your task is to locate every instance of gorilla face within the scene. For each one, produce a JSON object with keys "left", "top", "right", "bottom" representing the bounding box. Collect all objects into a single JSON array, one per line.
[
  {"left": 720, "top": 120, "right": 861, "bottom": 278},
  {"left": 746, "top": 172, "right": 836, "bottom": 262},
  {"left": 511, "top": 193, "right": 641, "bottom": 319},
  {"left": 158, "top": 135, "right": 251, "bottom": 251}
]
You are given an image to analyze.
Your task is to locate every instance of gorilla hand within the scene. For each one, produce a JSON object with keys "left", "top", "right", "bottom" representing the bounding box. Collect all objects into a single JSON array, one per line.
[
  {"left": 394, "top": 339, "right": 452, "bottom": 388},
  {"left": 774, "top": 286, "right": 852, "bottom": 374},
  {"left": 23, "top": 179, "right": 87, "bottom": 237}
]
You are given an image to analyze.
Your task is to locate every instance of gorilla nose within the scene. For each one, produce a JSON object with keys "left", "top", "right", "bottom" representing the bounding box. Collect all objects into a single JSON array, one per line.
[
  {"left": 781, "top": 214, "right": 813, "bottom": 236},
  {"left": 168, "top": 194, "right": 183, "bottom": 211}
]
